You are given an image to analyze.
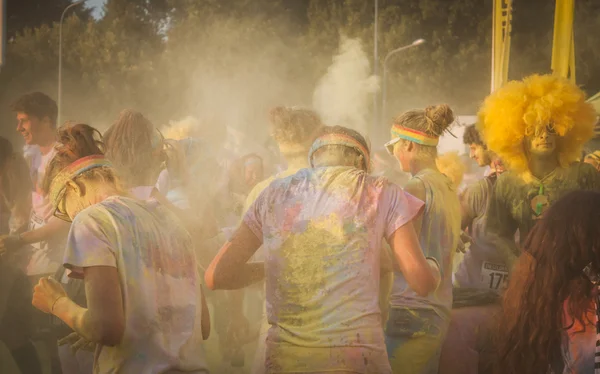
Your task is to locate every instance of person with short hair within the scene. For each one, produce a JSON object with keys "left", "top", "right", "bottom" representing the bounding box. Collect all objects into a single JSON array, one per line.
[
  {"left": 454, "top": 124, "right": 508, "bottom": 292},
  {"left": 0, "top": 92, "right": 71, "bottom": 279},
  {"left": 206, "top": 125, "right": 439, "bottom": 373}
]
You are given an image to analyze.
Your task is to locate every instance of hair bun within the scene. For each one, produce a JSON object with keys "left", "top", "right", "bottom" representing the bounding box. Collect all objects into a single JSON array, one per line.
[{"left": 425, "top": 104, "right": 454, "bottom": 136}]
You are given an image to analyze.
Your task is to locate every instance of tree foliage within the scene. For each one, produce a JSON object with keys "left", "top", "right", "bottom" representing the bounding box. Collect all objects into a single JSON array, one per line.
[{"left": 1, "top": 0, "right": 600, "bottom": 143}]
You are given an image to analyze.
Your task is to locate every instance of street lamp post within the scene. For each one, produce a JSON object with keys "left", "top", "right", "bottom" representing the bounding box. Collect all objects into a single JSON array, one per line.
[
  {"left": 381, "top": 39, "right": 425, "bottom": 127},
  {"left": 58, "top": 0, "right": 84, "bottom": 126},
  {"left": 372, "top": 0, "right": 379, "bottom": 136}
]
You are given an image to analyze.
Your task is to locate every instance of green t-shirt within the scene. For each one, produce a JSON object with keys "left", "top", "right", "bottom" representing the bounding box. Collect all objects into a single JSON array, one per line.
[{"left": 486, "top": 162, "right": 600, "bottom": 246}]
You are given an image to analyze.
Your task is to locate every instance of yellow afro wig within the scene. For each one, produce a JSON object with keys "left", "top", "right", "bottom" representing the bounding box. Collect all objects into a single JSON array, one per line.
[{"left": 477, "top": 74, "right": 597, "bottom": 179}]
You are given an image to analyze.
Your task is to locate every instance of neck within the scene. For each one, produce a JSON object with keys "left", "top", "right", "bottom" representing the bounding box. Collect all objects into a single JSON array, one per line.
[
  {"left": 91, "top": 183, "right": 123, "bottom": 205},
  {"left": 409, "top": 157, "right": 438, "bottom": 175},
  {"left": 528, "top": 154, "right": 559, "bottom": 180},
  {"left": 283, "top": 154, "right": 309, "bottom": 171},
  {"left": 37, "top": 131, "right": 55, "bottom": 155}
]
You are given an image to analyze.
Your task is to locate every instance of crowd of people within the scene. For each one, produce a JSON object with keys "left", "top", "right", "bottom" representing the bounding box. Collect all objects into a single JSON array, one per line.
[{"left": 0, "top": 73, "right": 600, "bottom": 374}]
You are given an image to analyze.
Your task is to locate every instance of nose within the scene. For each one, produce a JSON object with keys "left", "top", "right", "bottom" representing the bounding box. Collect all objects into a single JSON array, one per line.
[
  {"left": 16, "top": 121, "right": 23, "bottom": 132},
  {"left": 469, "top": 149, "right": 476, "bottom": 158},
  {"left": 538, "top": 130, "right": 549, "bottom": 141}
]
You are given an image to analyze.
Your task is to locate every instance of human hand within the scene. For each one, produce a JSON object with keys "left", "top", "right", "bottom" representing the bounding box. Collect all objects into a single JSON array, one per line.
[
  {"left": 58, "top": 332, "right": 96, "bottom": 353},
  {"left": 32, "top": 276, "right": 68, "bottom": 314},
  {"left": 456, "top": 231, "right": 472, "bottom": 253}
]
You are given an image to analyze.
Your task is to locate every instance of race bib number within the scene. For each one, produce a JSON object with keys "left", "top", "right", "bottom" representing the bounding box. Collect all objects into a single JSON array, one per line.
[{"left": 481, "top": 261, "right": 509, "bottom": 290}]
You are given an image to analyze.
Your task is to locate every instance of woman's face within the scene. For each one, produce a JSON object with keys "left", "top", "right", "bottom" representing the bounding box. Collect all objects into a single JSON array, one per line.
[
  {"left": 392, "top": 141, "right": 411, "bottom": 172},
  {"left": 58, "top": 180, "right": 94, "bottom": 221}
]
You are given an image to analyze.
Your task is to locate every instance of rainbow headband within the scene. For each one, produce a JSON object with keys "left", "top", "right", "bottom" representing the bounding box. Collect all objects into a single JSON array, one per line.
[
  {"left": 308, "top": 133, "right": 370, "bottom": 170},
  {"left": 48, "top": 155, "right": 113, "bottom": 208},
  {"left": 390, "top": 125, "right": 439, "bottom": 147}
]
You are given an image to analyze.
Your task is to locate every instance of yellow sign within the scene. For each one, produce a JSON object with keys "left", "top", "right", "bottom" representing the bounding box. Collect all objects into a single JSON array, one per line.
[
  {"left": 551, "top": 0, "right": 576, "bottom": 82},
  {"left": 491, "top": 0, "right": 513, "bottom": 92}
]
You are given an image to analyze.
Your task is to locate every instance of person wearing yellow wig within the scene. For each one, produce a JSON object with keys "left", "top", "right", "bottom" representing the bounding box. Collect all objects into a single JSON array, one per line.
[{"left": 477, "top": 74, "right": 600, "bottom": 269}]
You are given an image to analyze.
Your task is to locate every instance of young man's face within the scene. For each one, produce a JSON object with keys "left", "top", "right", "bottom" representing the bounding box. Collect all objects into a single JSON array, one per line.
[
  {"left": 468, "top": 143, "right": 491, "bottom": 167},
  {"left": 526, "top": 126, "right": 557, "bottom": 157},
  {"left": 16, "top": 112, "right": 50, "bottom": 145}
]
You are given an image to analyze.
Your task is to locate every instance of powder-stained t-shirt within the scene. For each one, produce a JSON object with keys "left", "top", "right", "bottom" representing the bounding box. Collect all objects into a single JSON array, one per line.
[
  {"left": 389, "top": 169, "right": 461, "bottom": 322},
  {"left": 63, "top": 196, "right": 208, "bottom": 374},
  {"left": 244, "top": 166, "right": 424, "bottom": 374},
  {"left": 242, "top": 167, "right": 303, "bottom": 262},
  {"left": 27, "top": 145, "right": 62, "bottom": 276},
  {"left": 486, "top": 163, "right": 600, "bottom": 248},
  {"left": 454, "top": 174, "right": 509, "bottom": 292}
]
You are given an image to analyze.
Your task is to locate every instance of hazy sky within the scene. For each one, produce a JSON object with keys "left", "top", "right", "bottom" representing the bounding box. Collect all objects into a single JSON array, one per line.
[{"left": 86, "top": 0, "right": 106, "bottom": 19}]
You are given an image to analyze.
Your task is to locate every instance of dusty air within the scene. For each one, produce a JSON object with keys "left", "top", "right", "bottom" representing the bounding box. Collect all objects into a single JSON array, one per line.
[{"left": 1, "top": 0, "right": 600, "bottom": 374}]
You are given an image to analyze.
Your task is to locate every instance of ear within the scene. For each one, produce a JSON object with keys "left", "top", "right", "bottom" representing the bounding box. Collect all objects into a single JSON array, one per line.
[
  {"left": 66, "top": 179, "right": 85, "bottom": 197},
  {"left": 41, "top": 115, "right": 55, "bottom": 129}
]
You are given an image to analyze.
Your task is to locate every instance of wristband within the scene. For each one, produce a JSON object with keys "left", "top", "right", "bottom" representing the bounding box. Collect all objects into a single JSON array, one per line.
[{"left": 51, "top": 296, "right": 67, "bottom": 314}]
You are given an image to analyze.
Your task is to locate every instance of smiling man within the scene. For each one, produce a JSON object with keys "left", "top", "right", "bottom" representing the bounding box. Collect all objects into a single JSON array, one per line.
[
  {"left": 453, "top": 125, "right": 507, "bottom": 292},
  {"left": 0, "top": 92, "right": 69, "bottom": 280},
  {"left": 477, "top": 75, "right": 600, "bottom": 269}
]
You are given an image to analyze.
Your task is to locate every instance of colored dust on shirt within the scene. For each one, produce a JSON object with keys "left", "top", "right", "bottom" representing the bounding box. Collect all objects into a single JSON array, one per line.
[{"left": 244, "top": 166, "right": 423, "bottom": 373}]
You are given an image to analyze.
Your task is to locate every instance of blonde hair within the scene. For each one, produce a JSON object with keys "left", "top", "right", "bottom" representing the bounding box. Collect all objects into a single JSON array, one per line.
[
  {"left": 104, "top": 109, "right": 165, "bottom": 188},
  {"left": 392, "top": 104, "right": 455, "bottom": 158},
  {"left": 477, "top": 74, "right": 597, "bottom": 179}
]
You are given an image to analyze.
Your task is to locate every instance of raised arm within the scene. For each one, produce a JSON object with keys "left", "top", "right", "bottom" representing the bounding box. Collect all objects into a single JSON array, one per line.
[{"left": 205, "top": 223, "right": 264, "bottom": 290}]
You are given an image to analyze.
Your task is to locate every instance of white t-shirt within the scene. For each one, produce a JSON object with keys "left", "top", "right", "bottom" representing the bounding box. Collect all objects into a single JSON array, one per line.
[
  {"left": 244, "top": 166, "right": 423, "bottom": 373},
  {"left": 31, "top": 145, "right": 57, "bottom": 221},
  {"left": 63, "top": 196, "right": 208, "bottom": 374},
  {"left": 27, "top": 144, "right": 63, "bottom": 276}
]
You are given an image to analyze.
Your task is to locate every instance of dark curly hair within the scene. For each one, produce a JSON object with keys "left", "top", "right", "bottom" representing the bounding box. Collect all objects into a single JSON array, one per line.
[
  {"left": 462, "top": 124, "right": 485, "bottom": 147},
  {"left": 10, "top": 92, "right": 58, "bottom": 128}
]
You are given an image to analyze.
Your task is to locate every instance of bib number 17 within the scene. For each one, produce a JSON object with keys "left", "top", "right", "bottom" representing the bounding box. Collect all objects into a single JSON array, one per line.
[{"left": 482, "top": 262, "right": 509, "bottom": 290}]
